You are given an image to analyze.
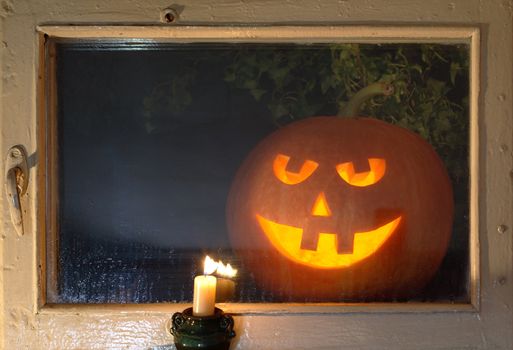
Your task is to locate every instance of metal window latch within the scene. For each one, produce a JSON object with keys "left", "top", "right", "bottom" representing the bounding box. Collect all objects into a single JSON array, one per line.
[{"left": 5, "top": 145, "right": 29, "bottom": 236}]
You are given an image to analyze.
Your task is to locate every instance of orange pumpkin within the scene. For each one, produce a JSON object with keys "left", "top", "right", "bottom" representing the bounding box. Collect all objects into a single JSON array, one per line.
[{"left": 226, "top": 117, "right": 453, "bottom": 300}]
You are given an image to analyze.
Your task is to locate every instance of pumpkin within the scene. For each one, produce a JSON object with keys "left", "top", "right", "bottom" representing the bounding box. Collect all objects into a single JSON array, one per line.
[{"left": 226, "top": 85, "right": 453, "bottom": 300}]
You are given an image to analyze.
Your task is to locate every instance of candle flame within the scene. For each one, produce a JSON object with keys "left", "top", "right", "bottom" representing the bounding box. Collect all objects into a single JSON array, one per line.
[
  {"left": 202, "top": 256, "right": 238, "bottom": 278},
  {"left": 203, "top": 255, "right": 218, "bottom": 275},
  {"left": 217, "top": 261, "right": 238, "bottom": 278}
]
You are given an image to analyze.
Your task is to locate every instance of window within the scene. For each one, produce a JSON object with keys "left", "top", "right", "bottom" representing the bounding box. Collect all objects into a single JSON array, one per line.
[{"left": 48, "top": 39, "right": 471, "bottom": 304}]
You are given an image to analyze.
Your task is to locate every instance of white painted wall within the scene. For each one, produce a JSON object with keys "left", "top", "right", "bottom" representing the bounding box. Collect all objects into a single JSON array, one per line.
[{"left": 1, "top": 1, "right": 512, "bottom": 349}]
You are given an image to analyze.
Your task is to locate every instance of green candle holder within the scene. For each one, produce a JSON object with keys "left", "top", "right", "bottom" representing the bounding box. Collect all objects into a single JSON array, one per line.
[{"left": 170, "top": 307, "right": 235, "bottom": 350}]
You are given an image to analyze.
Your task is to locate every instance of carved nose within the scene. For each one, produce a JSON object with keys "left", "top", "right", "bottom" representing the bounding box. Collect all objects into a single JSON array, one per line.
[{"left": 311, "top": 192, "right": 331, "bottom": 217}]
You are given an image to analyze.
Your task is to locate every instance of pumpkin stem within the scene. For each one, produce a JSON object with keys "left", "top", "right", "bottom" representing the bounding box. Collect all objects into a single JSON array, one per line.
[{"left": 338, "top": 82, "right": 394, "bottom": 117}]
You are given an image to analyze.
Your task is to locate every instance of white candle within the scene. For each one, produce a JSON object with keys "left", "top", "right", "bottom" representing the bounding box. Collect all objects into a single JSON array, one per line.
[
  {"left": 192, "top": 256, "right": 218, "bottom": 316},
  {"left": 193, "top": 275, "right": 217, "bottom": 316}
]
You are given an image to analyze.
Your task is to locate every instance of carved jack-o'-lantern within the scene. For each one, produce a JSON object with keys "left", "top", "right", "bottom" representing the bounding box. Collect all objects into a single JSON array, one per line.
[{"left": 226, "top": 115, "right": 454, "bottom": 300}]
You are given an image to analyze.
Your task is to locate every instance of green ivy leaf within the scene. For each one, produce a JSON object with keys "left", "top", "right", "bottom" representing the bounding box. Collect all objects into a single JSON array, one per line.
[{"left": 250, "top": 88, "right": 267, "bottom": 101}]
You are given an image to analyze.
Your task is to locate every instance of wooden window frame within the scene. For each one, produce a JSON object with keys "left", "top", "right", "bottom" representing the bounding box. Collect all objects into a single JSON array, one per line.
[{"left": 2, "top": 11, "right": 511, "bottom": 346}]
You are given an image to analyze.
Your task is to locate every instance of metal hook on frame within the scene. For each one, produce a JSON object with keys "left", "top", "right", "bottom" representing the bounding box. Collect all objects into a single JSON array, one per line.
[{"left": 5, "top": 145, "right": 29, "bottom": 236}]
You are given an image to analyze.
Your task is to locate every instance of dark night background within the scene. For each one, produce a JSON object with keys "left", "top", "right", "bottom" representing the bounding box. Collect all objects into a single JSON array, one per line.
[{"left": 54, "top": 42, "right": 469, "bottom": 303}]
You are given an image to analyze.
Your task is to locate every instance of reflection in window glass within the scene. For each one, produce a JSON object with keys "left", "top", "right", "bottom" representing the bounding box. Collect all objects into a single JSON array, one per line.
[{"left": 52, "top": 41, "right": 469, "bottom": 303}]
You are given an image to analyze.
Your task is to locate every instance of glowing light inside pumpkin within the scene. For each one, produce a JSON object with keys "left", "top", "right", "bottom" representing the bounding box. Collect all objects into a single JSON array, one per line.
[
  {"left": 311, "top": 192, "right": 331, "bottom": 216},
  {"left": 273, "top": 154, "right": 318, "bottom": 185},
  {"left": 336, "top": 158, "right": 386, "bottom": 187},
  {"left": 256, "top": 214, "right": 402, "bottom": 268}
]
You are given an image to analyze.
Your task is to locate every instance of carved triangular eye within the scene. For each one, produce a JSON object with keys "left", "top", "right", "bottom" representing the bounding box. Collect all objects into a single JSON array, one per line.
[
  {"left": 336, "top": 158, "right": 386, "bottom": 187},
  {"left": 273, "top": 154, "right": 318, "bottom": 185}
]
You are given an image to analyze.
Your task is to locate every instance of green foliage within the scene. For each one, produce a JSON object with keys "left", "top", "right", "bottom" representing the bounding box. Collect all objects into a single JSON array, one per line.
[
  {"left": 224, "top": 44, "right": 469, "bottom": 185},
  {"left": 224, "top": 46, "right": 335, "bottom": 123},
  {"left": 143, "top": 43, "right": 469, "bottom": 186}
]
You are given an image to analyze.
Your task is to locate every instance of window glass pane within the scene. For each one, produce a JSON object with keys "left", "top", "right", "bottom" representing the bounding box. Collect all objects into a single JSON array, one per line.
[{"left": 51, "top": 41, "right": 469, "bottom": 303}]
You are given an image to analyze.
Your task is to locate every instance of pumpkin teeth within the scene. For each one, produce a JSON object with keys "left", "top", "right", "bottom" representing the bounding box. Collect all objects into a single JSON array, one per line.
[{"left": 255, "top": 214, "right": 402, "bottom": 269}]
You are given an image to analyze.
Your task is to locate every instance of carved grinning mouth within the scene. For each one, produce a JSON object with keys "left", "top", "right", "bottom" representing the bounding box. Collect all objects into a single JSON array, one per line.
[{"left": 256, "top": 214, "right": 402, "bottom": 269}]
